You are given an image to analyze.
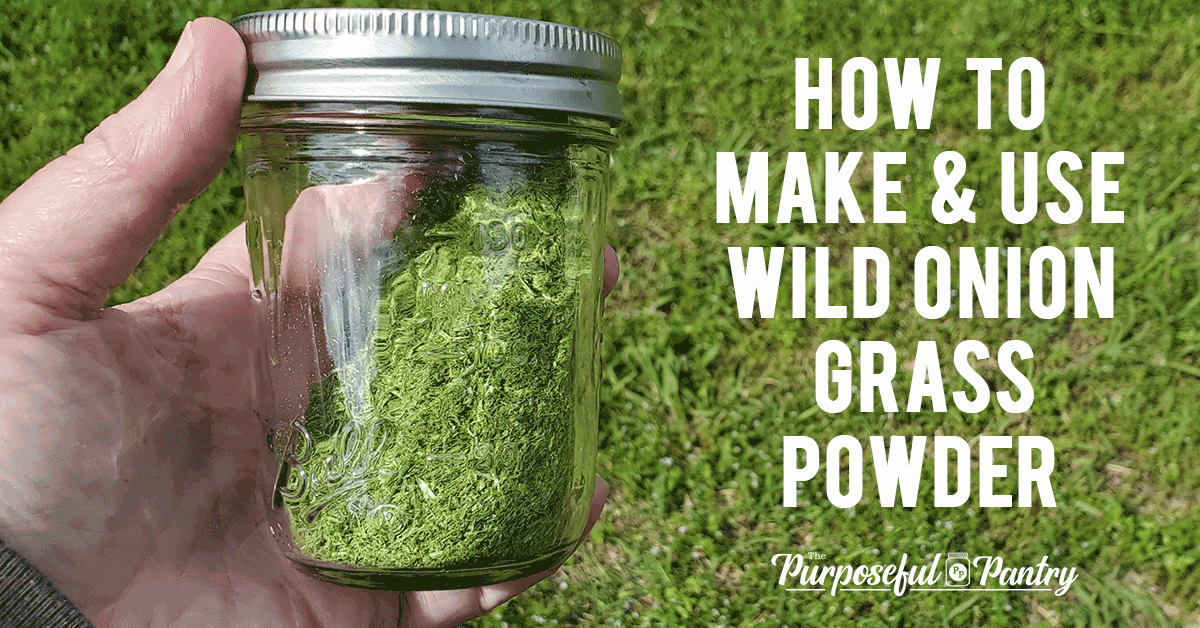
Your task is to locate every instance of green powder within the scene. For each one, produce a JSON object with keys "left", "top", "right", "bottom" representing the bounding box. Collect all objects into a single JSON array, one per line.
[{"left": 280, "top": 171, "right": 589, "bottom": 570}]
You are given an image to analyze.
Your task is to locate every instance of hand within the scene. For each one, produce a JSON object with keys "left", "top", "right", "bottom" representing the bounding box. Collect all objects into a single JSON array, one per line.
[{"left": 0, "top": 18, "right": 618, "bottom": 628}]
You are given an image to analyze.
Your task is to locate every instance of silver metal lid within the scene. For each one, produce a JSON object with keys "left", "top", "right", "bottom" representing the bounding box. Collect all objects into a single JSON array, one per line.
[{"left": 231, "top": 8, "right": 623, "bottom": 121}]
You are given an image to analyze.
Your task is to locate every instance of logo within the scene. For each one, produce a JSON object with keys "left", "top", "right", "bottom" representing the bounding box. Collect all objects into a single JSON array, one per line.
[{"left": 772, "top": 550, "right": 1079, "bottom": 597}]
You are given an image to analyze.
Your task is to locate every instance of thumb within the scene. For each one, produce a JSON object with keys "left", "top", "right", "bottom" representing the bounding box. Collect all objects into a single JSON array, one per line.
[{"left": 0, "top": 17, "right": 246, "bottom": 328}]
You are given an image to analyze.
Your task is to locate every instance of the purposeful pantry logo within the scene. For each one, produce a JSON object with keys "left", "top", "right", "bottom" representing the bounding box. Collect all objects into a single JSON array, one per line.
[{"left": 772, "top": 551, "right": 1079, "bottom": 596}]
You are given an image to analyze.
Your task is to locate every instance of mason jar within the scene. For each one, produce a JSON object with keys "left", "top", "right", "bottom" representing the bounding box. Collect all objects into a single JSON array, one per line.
[{"left": 232, "top": 8, "right": 621, "bottom": 590}]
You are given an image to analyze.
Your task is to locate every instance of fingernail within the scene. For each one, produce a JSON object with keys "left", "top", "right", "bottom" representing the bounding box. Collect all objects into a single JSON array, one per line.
[{"left": 163, "top": 21, "right": 196, "bottom": 75}]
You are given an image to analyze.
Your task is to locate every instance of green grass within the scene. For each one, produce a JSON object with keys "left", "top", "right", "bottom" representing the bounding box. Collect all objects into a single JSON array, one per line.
[{"left": 4, "top": 0, "right": 1200, "bottom": 626}]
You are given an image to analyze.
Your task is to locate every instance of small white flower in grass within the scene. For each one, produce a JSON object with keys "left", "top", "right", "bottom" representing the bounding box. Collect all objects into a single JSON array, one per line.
[
  {"left": 559, "top": 580, "right": 568, "bottom": 590},
  {"left": 659, "top": 457, "right": 674, "bottom": 466},
  {"left": 533, "top": 616, "right": 546, "bottom": 625},
  {"left": 692, "top": 551, "right": 703, "bottom": 559},
  {"left": 1004, "top": 604, "right": 1012, "bottom": 612},
  {"left": 650, "top": 546, "right": 661, "bottom": 555},
  {"left": 678, "top": 525, "right": 688, "bottom": 533}
]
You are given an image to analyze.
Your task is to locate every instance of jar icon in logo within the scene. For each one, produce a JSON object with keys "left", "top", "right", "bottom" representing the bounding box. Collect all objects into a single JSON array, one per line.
[{"left": 946, "top": 552, "right": 971, "bottom": 587}]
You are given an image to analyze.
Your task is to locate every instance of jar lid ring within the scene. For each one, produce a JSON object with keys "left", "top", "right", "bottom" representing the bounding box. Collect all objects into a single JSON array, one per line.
[{"left": 232, "top": 8, "right": 623, "bottom": 122}]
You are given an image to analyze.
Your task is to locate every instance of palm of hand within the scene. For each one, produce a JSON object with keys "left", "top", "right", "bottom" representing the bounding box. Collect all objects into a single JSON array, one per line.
[{"left": 0, "top": 240, "right": 401, "bottom": 627}]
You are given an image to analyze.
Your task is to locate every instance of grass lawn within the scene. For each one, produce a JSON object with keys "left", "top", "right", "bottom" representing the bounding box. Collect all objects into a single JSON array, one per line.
[{"left": 4, "top": 0, "right": 1200, "bottom": 626}]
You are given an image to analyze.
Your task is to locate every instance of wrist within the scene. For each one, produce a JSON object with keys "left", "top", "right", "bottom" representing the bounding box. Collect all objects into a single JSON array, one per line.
[{"left": 0, "top": 536, "right": 96, "bottom": 628}]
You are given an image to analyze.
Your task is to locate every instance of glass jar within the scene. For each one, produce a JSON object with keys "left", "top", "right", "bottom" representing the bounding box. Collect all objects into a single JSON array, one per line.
[{"left": 232, "top": 9, "right": 621, "bottom": 591}]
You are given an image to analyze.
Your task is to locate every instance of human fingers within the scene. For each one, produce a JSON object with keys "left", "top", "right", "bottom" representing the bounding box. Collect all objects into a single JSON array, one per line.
[
  {"left": 398, "top": 476, "right": 609, "bottom": 628},
  {"left": 473, "top": 476, "right": 610, "bottom": 611},
  {"left": 0, "top": 18, "right": 245, "bottom": 330},
  {"left": 603, "top": 243, "right": 619, "bottom": 298}
]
